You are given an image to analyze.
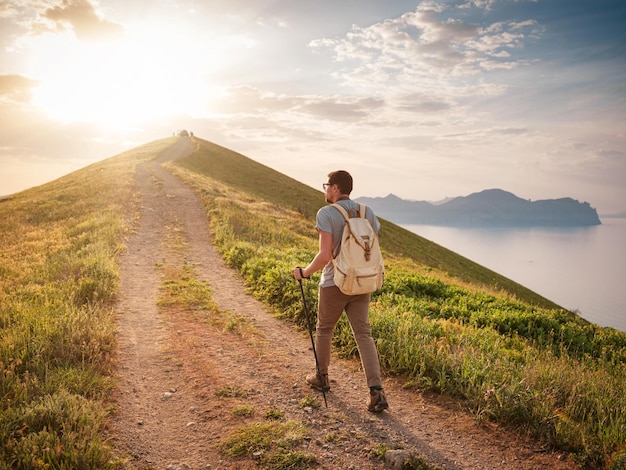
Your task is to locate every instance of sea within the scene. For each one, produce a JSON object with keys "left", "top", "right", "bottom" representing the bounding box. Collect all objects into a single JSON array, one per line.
[{"left": 401, "top": 218, "right": 626, "bottom": 333}]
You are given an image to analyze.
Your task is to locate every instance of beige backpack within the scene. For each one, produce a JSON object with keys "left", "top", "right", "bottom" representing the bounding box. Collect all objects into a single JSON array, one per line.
[{"left": 331, "top": 203, "right": 384, "bottom": 295}]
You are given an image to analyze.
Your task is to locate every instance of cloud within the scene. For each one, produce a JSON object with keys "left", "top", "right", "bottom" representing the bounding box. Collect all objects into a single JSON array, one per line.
[
  {"left": 210, "top": 85, "right": 384, "bottom": 122},
  {"left": 458, "top": 0, "right": 540, "bottom": 11},
  {"left": 458, "top": 0, "right": 497, "bottom": 10},
  {"left": 297, "top": 96, "right": 384, "bottom": 121},
  {"left": 0, "top": 74, "right": 38, "bottom": 103},
  {"left": 40, "top": 0, "right": 123, "bottom": 41},
  {"left": 309, "top": 3, "right": 541, "bottom": 96},
  {"left": 211, "top": 86, "right": 298, "bottom": 115},
  {"left": 596, "top": 148, "right": 624, "bottom": 160},
  {"left": 493, "top": 127, "right": 529, "bottom": 136},
  {"left": 394, "top": 93, "right": 452, "bottom": 113}
]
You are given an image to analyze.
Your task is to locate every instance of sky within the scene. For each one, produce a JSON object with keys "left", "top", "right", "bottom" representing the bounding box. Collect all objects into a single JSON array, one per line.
[{"left": 1, "top": 0, "right": 625, "bottom": 213}]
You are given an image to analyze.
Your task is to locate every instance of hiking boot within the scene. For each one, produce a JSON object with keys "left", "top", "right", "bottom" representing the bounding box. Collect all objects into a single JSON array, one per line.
[
  {"left": 306, "top": 373, "right": 330, "bottom": 392},
  {"left": 367, "top": 388, "right": 389, "bottom": 413}
]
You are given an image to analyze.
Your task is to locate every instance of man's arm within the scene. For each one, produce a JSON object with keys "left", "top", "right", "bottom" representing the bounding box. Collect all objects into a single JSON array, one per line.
[{"left": 292, "top": 230, "right": 333, "bottom": 280}]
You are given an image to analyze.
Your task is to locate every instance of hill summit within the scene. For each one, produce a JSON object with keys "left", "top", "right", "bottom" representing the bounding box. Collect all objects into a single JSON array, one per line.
[{"left": 357, "top": 188, "right": 601, "bottom": 227}]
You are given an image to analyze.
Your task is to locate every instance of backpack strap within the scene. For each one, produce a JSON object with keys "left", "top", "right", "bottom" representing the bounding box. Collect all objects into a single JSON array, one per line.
[
  {"left": 331, "top": 203, "right": 368, "bottom": 220},
  {"left": 331, "top": 203, "right": 374, "bottom": 256},
  {"left": 358, "top": 203, "right": 367, "bottom": 219},
  {"left": 331, "top": 203, "right": 350, "bottom": 221},
  {"left": 331, "top": 204, "right": 349, "bottom": 259}
]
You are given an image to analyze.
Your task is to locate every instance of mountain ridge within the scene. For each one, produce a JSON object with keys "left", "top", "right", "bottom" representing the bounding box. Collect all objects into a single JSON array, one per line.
[{"left": 357, "top": 188, "right": 601, "bottom": 227}]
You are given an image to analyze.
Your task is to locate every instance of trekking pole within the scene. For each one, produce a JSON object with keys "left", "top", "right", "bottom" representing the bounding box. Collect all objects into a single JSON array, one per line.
[{"left": 297, "top": 271, "right": 328, "bottom": 408}]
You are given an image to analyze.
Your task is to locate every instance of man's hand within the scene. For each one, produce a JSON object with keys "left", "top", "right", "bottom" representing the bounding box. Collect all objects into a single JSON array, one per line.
[{"left": 292, "top": 267, "right": 308, "bottom": 280}]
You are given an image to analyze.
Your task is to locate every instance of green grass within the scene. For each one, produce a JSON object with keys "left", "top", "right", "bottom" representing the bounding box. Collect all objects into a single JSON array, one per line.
[
  {"left": 264, "top": 408, "right": 284, "bottom": 420},
  {"left": 157, "top": 265, "right": 218, "bottom": 311},
  {"left": 2, "top": 135, "right": 625, "bottom": 468},
  {"left": 298, "top": 394, "right": 322, "bottom": 409},
  {"left": 370, "top": 444, "right": 442, "bottom": 470},
  {"left": 219, "top": 420, "right": 315, "bottom": 469},
  {"left": 0, "top": 137, "right": 175, "bottom": 468},
  {"left": 216, "top": 385, "right": 249, "bottom": 399},
  {"left": 169, "top": 137, "right": 626, "bottom": 469},
  {"left": 232, "top": 404, "right": 256, "bottom": 417}
]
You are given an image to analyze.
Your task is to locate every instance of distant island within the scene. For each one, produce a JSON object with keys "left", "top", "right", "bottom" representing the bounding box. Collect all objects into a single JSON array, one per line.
[{"left": 357, "top": 189, "right": 601, "bottom": 227}]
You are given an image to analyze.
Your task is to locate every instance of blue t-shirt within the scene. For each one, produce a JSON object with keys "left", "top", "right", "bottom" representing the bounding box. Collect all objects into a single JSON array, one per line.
[{"left": 315, "top": 199, "right": 381, "bottom": 288}]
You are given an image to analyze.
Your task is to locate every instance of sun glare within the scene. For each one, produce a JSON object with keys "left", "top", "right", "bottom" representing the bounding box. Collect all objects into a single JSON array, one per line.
[{"left": 32, "top": 23, "right": 216, "bottom": 130}]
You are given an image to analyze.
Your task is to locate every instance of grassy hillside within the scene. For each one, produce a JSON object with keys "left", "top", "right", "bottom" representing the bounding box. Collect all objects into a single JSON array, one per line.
[
  {"left": 175, "top": 138, "right": 561, "bottom": 310},
  {"left": 1, "top": 136, "right": 624, "bottom": 468},
  {"left": 173, "top": 136, "right": 626, "bottom": 469},
  {"left": 0, "top": 138, "right": 176, "bottom": 468}
]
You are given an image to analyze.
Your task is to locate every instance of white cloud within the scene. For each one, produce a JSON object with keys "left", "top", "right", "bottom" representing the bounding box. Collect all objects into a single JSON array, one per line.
[
  {"left": 0, "top": 74, "right": 38, "bottom": 103},
  {"left": 3, "top": 0, "right": 124, "bottom": 42},
  {"left": 309, "top": 5, "right": 539, "bottom": 102}
]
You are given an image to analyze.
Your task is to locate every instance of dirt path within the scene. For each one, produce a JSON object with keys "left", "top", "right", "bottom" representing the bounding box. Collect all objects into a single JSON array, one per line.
[{"left": 109, "top": 138, "right": 576, "bottom": 469}]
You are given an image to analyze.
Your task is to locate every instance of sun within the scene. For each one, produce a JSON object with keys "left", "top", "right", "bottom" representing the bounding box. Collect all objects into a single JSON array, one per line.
[{"left": 32, "top": 22, "right": 217, "bottom": 130}]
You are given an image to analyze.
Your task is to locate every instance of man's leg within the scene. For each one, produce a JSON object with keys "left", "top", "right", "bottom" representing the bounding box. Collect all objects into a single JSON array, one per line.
[
  {"left": 315, "top": 286, "right": 346, "bottom": 374},
  {"left": 344, "top": 294, "right": 382, "bottom": 389}
]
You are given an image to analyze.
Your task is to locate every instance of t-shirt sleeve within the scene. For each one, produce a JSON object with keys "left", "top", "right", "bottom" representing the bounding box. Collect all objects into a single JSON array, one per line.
[{"left": 315, "top": 207, "right": 333, "bottom": 233}]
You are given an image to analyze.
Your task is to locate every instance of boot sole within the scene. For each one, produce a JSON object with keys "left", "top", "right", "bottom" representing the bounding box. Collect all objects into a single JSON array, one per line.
[{"left": 368, "top": 402, "right": 389, "bottom": 413}]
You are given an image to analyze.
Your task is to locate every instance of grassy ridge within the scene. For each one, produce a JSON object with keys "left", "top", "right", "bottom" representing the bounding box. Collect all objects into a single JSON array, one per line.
[
  {"left": 172, "top": 137, "right": 626, "bottom": 469},
  {"left": 0, "top": 138, "right": 175, "bottom": 468},
  {"left": 176, "top": 138, "right": 561, "bottom": 310}
]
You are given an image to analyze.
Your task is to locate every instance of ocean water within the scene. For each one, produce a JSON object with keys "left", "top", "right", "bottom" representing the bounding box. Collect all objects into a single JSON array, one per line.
[{"left": 401, "top": 218, "right": 626, "bottom": 332}]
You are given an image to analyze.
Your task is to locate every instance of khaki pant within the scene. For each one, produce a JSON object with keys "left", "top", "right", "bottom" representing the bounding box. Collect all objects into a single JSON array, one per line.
[{"left": 315, "top": 286, "right": 382, "bottom": 388}]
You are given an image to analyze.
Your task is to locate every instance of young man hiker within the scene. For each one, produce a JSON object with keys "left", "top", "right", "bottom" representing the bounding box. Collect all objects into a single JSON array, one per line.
[{"left": 291, "top": 170, "right": 388, "bottom": 413}]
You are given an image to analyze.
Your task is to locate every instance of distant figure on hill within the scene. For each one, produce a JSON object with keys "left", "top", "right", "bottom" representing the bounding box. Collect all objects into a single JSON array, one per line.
[{"left": 292, "top": 170, "right": 388, "bottom": 413}]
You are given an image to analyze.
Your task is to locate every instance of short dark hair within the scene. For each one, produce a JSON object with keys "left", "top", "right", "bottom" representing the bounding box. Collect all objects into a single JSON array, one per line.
[{"left": 327, "top": 170, "right": 353, "bottom": 195}]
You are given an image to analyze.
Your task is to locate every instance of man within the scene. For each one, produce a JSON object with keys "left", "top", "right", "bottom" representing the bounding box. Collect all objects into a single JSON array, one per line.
[{"left": 292, "top": 170, "right": 388, "bottom": 413}]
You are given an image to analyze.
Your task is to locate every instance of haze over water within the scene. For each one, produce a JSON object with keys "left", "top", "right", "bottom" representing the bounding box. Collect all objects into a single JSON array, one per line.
[{"left": 402, "top": 218, "right": 626, "bottom": 332}]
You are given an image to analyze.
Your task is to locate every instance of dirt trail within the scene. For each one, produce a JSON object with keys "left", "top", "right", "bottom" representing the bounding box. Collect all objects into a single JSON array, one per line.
[{"left": 109, "top": 138, "right": 576, "bottom": 469}]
